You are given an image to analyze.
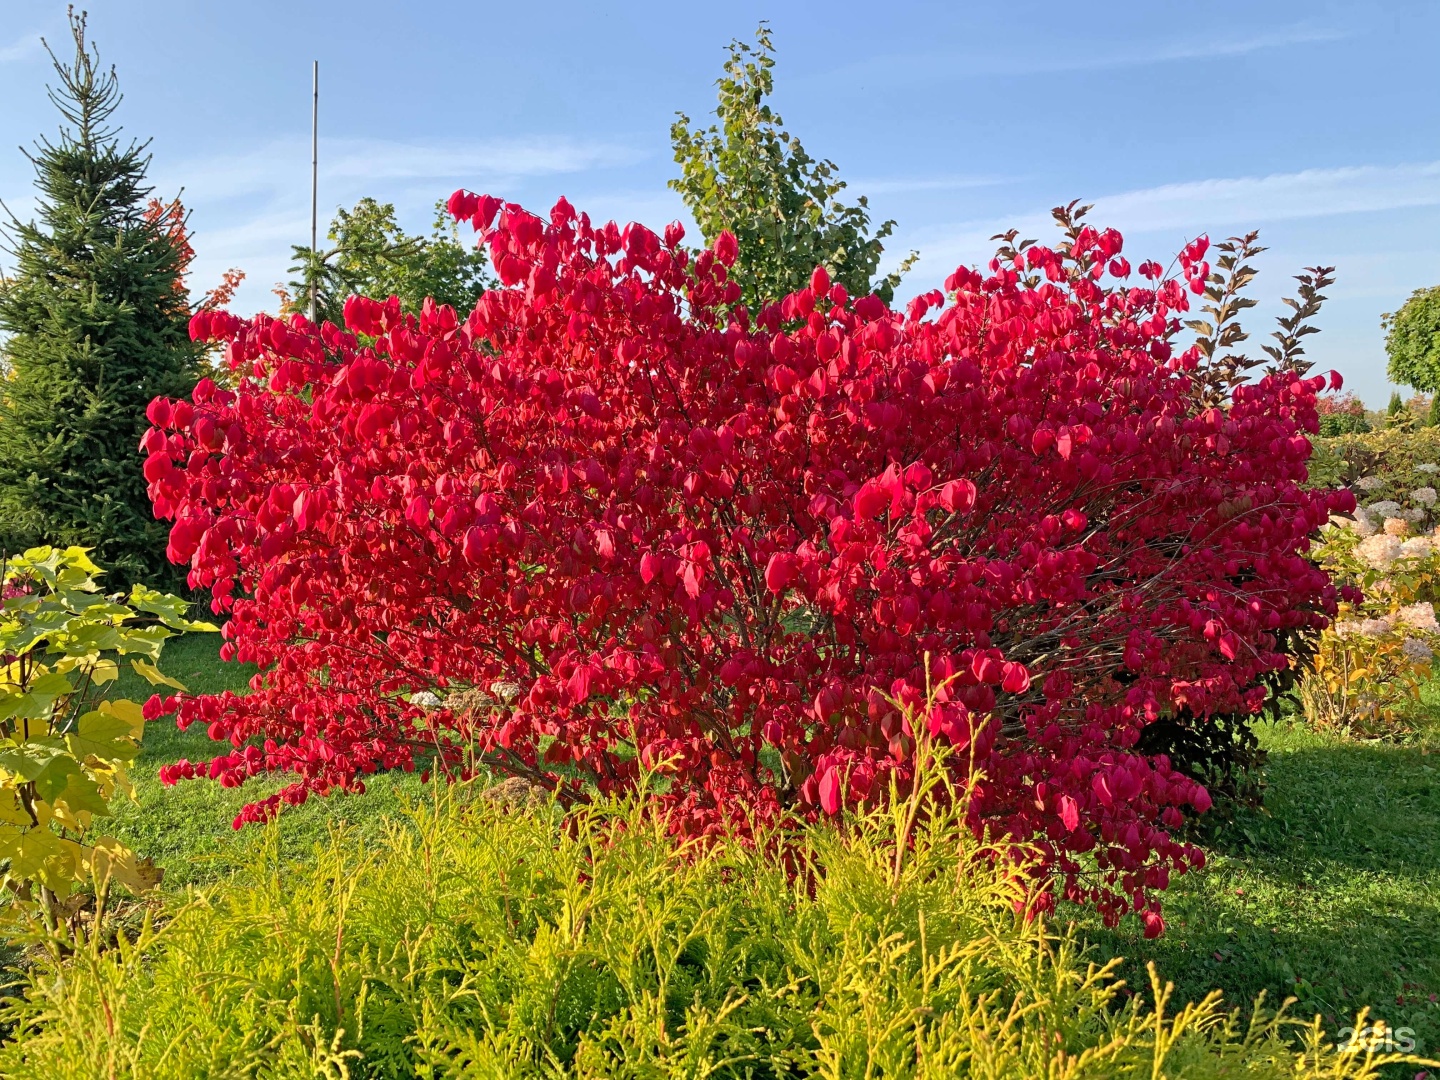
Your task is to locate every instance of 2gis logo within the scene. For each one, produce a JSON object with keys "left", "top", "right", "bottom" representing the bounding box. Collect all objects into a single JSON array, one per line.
[{"left": 1337, "top": 1021, "right": 1418, "bottom": 1054}]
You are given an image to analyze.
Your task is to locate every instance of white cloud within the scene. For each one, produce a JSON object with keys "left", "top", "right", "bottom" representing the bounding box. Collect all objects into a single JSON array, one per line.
[
  {"left": 154, "top": 133, "right": 647, "bottom": 316},
  {"left": 813, "top": 21, "right": 1347, "bottom": 86},
  {"left": 1120, "top": 24, "right": 1346, "bottom": 66},
  {"left": 1092, "top": 161, "right": 1440, "bottom": 233},
  {"left": 901, "top": 160, "right": 1440, "bottom": 274},
  {"left": 0, "top": 31, "right": 42, "bottom": 65},
  {"left": 158, "top": 134, "right": 643, "bottom": 206}
]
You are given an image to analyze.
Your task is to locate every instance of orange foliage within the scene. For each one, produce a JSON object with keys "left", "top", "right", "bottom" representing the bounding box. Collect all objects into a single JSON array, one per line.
[{"left": 143, "top": 197, "right": 245, "bottom": 311}]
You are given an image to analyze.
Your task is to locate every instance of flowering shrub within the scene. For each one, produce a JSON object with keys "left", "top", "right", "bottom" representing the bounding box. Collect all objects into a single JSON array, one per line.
[
  {"left": 1309, "top": 426, "right": 1440, "bottom": 525},
  {"left": 1301, "top": 513, "right": 1440, "bottom": 734},
  {"left": 143, "top": 194, "right": 1351, "bottom": 926}
]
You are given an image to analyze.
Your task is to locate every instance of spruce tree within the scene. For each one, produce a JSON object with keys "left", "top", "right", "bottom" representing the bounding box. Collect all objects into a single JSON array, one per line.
[{"left": 0, "top": 11, "right": 199, "bottom": 588}]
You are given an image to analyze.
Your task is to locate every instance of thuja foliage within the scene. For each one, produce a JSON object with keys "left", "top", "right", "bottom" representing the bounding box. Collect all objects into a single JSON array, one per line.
[
  {"left": 0, "top": 547, "right": 212, "bottom": 931},
  {"left": 671, "top": 24, "right": 915, "bottom": 308},
  {"left": 147, "top": 191, "right": 1352, "bottom": 926},
  {"left": 286, "top": 196, "right": 493, "bottom": 325},
  {"left": 1384, "top": 283, "right": 1440, "bottom": 394},
  {"left": 0, "top": 761, "right": 1426, "bottom": 1078},
  {"left": 0, "top": 12, "right": 201, "bottom": 589}
]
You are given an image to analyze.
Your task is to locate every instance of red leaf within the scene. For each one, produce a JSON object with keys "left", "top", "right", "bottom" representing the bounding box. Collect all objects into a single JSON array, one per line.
[
  {"left": 819, "top": 767, "right": 842, "bottom": 815},
  {"left": 568, "top": 665, "right": 595, "bottom": 705},
  {"left": 1059, "top": 794, "right": 1079, "bottom": 832},
  {"left": 764, "top": 553, "right": 798, "bottom": 593},
  {"left": 939, "top": 479, "right": 977, "bottom": 514}
]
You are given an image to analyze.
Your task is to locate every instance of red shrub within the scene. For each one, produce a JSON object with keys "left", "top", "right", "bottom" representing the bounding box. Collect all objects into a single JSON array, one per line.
[
  {"left": 145, "top": 193, "right": 1352, "bottom": 926},
  {"left": 1315, "top": 391, "right": 1367, "bottom": 417}
]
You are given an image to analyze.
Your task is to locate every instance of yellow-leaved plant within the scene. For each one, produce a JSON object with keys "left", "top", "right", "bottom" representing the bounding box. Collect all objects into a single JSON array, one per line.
[{"left": 0, "top": 546, "right": 215, "bottom": 930}]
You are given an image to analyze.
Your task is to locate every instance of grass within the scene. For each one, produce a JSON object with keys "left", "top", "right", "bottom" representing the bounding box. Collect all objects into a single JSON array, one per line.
[
  {"left": 1071, "top": 717, "right": 1440, "bottom": 1061},
  {"left": 105, "top": 632, "right": 429, "bottom": 888},
  {"left": 95, "top": 634, "right": 1440, "bottom": 1064}
]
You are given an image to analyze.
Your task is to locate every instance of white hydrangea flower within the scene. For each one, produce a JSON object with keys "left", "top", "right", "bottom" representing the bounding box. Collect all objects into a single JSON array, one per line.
[
  {"left": 1411, "top": 487, "right": 1438, "bottom": 506},
  {"left": 490, "top": 680, "right": 523, "bottom": 703},
  {"left": 1349, "top": 507, "right": 1378, "bottom": 537},
  {"left": 1397, "top": 602, "right": 1440, "bottom": 632},
  {"left": 1354, "top": 475, "right": 1387, "bottom": 491},
  {"left": 409, "top": 691, "right": 442, "bottom": 708},
  {"left": 1359, "top": 617, "right": 1394, "bottom": 637},
  {"left": 1384, "top": 517, "right": 1410, "bottom": 536},
  {"left": 1403, "top": 637, "right": 1435, "bottom": 662},
  {"left": 1368, "top": 500, "right": 1402, "bottom": 518},
  {"left": 1401, "top": 537, "right": 1435, "bottom": 560},
  {"left": 1358, "top": 534, "right": 1403, "bottom": 569},
  {"left": 1418, "top": 463, "right": 1440, "bottom": 474},
  {"left": 1333, "top": 618, "right": 1362, "bottom": 638}
]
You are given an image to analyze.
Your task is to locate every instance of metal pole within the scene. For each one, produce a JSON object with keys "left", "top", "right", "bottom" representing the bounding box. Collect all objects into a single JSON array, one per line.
[{"left": 309, "top": 60, "right": 318, "bottom": 323}]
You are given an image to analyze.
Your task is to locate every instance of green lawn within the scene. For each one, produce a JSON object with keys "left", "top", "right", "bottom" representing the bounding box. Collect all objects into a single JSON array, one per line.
[
  {"left": 1070, "top": 719, "right": 1440, "bottom": 1060},
  {"left": 109, "top": 634, "right": 1440, "bottom": 1061},
  {"left": 106, "top": 632, "right": 430, "bottom": 888}
]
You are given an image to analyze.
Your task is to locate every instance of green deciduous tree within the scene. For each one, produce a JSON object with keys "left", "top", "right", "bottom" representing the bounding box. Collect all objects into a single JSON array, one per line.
[
  {"left": 0, "top": 12, "right": 201, "bottom": 589},
  {"left": 670, "top": 25, "right": 916, "bottom": 309},
  {"left": 1384, "top": 284, "right": 1440, "bottom": 393},
  {"left": 286, "top": 197, "right": 492, "bottom": 325}
]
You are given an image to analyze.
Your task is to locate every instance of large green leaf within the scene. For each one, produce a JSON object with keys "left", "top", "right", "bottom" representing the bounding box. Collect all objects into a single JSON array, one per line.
[
  {"left": 129, "top": 585, "right": 219, "bottom": 632},
  {"left": 60, "top": 623, "right": 124, "bottom": 653},
  {"left": 47, "top": 769, "right": 110, "bottom": 818},
  {"left": 35, "top": 755, "right": 88, "bottom": 803},
  {"left": 28, "top": 670, "right": 74, "bottom": 699},
  {"left": 99, "top": 698, "right": 145, "bottom": 739},
  {"left": 64, "top": 711, "right": 138, "bottom": 761},
  {"left": 116, "top": 625, "right": 172, "bottom": 659},
  {"left": 0, "top": 824, "right": 65, "bottom": 884},
  {"left": 0, "top": 669, "right": 74, "bottom": 725},
  {"left": 0, "top": 739, "right": 66, "bottom": 781}
]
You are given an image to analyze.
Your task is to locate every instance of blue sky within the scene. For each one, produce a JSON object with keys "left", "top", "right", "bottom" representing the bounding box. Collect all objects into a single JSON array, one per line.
[{"left": 1, "top": 0, "right": 1436, "bottom": 407}]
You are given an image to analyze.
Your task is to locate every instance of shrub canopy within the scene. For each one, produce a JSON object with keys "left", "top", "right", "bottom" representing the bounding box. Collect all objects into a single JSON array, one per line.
[{"left": 145, "top": 194, "right": 1350, "bottom": 924}]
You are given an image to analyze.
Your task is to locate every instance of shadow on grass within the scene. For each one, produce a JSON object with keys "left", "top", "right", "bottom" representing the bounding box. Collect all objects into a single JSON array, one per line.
[{"left": 1071, "top": 723, "right": 1440, "bottom": 1062}]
